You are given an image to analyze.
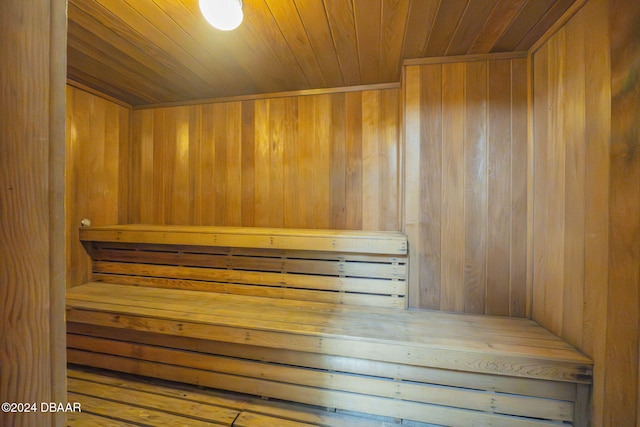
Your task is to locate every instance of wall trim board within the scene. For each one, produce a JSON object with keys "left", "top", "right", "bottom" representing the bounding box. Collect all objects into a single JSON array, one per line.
[
  {"left": 402, "top": 51, "right": 527, "bottom": 67},
  {"left": 132, "top": 82, "right": 401, "bottom": 110},
  {"left": 50, "top": 0, "right": 68, "bottom": 422},
  {"left": 67, "top": 79, "right": 133, "bottom": 109},
  {"left": 525, "top": 53, "right": 535, "bottom": 321}
]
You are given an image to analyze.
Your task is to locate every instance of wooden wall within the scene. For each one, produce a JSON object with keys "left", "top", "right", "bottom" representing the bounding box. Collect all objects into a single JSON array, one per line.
[
  {"left": 531, "top": 0, "right": 640, "bottom": 424},
  {"left": 607, "top": 0, "right": 640, "bottom": 424},
  {"left": 403, "top": 54, "right": 528, "bottom": 315},
  {"left": 65, "top": 84, "right": 130, "bottom": 287},
  {"left": 0, "top": 0, "right": 67, "bottom": 425},
  {"left": 128, "top": 88, "right": 400, "bottom": 231}
]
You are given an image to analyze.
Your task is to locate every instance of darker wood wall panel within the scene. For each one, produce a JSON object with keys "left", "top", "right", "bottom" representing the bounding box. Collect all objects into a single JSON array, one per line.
[
  {"left": 66, "top": 85, "right": 131, "bottom": 287},
  {"left": 0, "top": 0, "right": 67, "bottom": 425},
  {"left": 606, "top": 0, "right": 640, "bottom": 424},
  {"left": 403, "top": 54, "right": 528, "bottom": 315},
  {"left": 128, "top": 88, "right": 400, "bottom": 231},
  {"left": 531, "top": 0, "right": 640, "bottom": 423}
]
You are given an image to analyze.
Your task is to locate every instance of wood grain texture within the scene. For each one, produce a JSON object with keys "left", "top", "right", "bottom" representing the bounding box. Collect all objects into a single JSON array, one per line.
[
  {"left": 66, "top": 86, "right": 130, "bottom": 286},
  {"left": 531, "top": 0, "right": 608, "bottom": 422},
  {"left": 0, "top": 0, "right": 67, "bottom": 425},
  {"left": 606, "top": 0, "right": 640, "bottom": 424},
  {"left": 402, "top": 54, "right": 528, "bottom": 314},
  {"left": 78, "top": 226, "right": 408, "bottom": 309},
  {"left": 65, "top": 0, "right": 579, "bottom": 105},
  {"left": 127, "top": 88, "right": 400, "bottom": 231},
  {"left": 530, "top": 0, "right": 640, "bottom": 424},
  {"left": 49, "top": 0, "right": 68, "bottom": 420},
  {"left": 67, "top": 367, "right": 391, "bottom": 427}
]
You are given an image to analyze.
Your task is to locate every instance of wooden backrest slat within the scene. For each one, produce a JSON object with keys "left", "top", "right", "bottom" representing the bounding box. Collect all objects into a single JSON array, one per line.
[
  {"left": 92, "top": 262, "right": 406, "bottom": 296},
  {"left": 89, "top": 242, "right": 406, "bottom": 263},
  {"left": 81, "top": 225, "right": 409, "bottom": 308},
  {"left": 89, "top": 246, "right": 407, "bottom": 280},
  {"left": 90, "top": 274, "right": 406, "bottom": 309}
]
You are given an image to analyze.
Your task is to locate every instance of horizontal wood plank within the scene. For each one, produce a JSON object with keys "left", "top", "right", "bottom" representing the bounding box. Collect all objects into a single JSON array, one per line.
[
  {"left": 67, "top": 323, "right": 578, "bottom": 401},
  {"left": 68, "top": 377, "right": 240, "bottom": 424},
  {"left": 67, "top": 336, "right": 574, "bottom": 421},
  {"left": 88, "top": 247, "right": 408, "bottom": 279},
  {"left": 67, "top": 283, "right": 592, "bottom": 382},
  {"left": 91, "top": 262, "right": 406, "bottom": 296},
  {"left": 68, "top": 366, "right": 395, "bottom": 427},
  {"left": 68, "top": 392, "right": 227, "bottom": 426},
  {"left": 68, "top": 353, "right": 566, "bottom": 427},
  {"left": 233, "top": 412, "right": 319, "bottom": 427},
  {"left": 79, "top": 225, "right": 408, "bottom": 255}
]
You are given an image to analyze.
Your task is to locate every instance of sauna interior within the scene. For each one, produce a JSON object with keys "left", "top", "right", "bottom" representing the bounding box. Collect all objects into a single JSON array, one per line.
[{"left": 1, "top": 0, "right": 639, "bottom": 426}]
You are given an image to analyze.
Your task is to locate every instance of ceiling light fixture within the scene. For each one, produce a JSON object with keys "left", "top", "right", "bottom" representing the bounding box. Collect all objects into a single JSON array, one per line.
[{"left": 199, "top": 0, "right": 243, "bottom": 31}]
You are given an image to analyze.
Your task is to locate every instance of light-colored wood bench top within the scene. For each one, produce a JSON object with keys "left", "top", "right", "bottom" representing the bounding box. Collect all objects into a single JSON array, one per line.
[
  {"left": 67, "top": 282, "right": 592, "bottom": 384},
  {"left": 79, "top": 225, "right": 408, "bottom": 255}
]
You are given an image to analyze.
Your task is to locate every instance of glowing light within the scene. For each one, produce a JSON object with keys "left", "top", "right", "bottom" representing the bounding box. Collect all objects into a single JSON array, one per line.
[{"left": 199, "top": 0, "right": 243, "bottom": 31}]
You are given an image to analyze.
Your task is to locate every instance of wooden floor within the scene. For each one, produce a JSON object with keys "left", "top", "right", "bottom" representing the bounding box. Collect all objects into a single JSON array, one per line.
[{"left": 67, "top": 366, "right": 437, "bottom": 427}]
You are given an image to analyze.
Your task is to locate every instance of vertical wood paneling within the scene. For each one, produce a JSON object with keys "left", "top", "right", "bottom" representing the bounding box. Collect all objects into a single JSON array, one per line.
[
  {"left": 606, "top": 0, "right": 639, "bottom": 423},
  {"left": 298, "top": 95, "right": 315, "bottom": 227},
  {"left": 510, "top": 57, "right": 528, "bottom": 317},
  {"left": 312, "top": 94, "right": 332, "bottom": 229},
  {"left": 543, "top": 31, "right": 566, "bottom": 335},
  {"left": 402, "top": 54, "right": 528, "bottom": 315},
  {"left": 168, "top": 106, "right": 191, "bottom": 225},
  {"left": 214, "top": 103, "right": 229, "bottom": 225},
  {"left": 345, "top": 92, "right": 363, "bottom": 229},
  {"left": 532, "top": 0, "right": 608, "bottom": 356},
  {"left": 132, "top": 109, "right": 154, "bottom": 223},
  {"left": 198, "top": 104, "right": 216, "bottom": 224},
  {"left": 581, "top": 1, "right": 611, "bottom": 423},
  {"left": 404, "top": 66, "right": 423, "bottom": 307},
  {"left": 282, "top": 98, "right": 299, "bottom": 227},
  {"left": 330, "top": 94, "right": 347, "bottom": 229},
  {"left": 241, "top": 101, "right": 255, "bottom": 226},
  {"left": 440, "top": 62, "right": 466, "bottom": 313},
  {"left": 254, "top": 100, "right": 270, "bottom": 227},
  {"left": 362, "top": 90, "right": 381, "bottom": 230},
  {"left": 532, "top": 42, "right": 549, "bottom": 324},
  {"left": 126, "top": 87, "right": 399, "bottom": 231},
  {"left": 530, "top": 0, "right": 640, "bottom": 423},
  {"left": 267, "top": 98, "right": 287, "bottom": 227},
  {"left": 66, "top": 86, "right": 129, "bottom": 286},
  {"left": 561, "top": 16, "right": 586, "bottom": 348},
  {"left": 486, "top": 59, "right": 513, "bottom": 316},
  {"left": 225, "top": 102, "right": 244, "bottom": 226},
  {"left": 1, "top": 0, "right": 67, "bottom": 423},
  {"left": 152, "top": 109, "right": 166, "bottom": 223},
  {"left": 380, "top": 89, "right": 400, "bottom": 230},
  {"left": 463, "top": 61, "right": 488, "bottom": 314},
  {"left": 420, "top": 65, "right": 443, "bottom": 310}
]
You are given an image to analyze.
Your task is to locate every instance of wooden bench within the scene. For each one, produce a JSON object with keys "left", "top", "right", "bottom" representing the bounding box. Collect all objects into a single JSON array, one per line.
[{"left": 66, "top": 225, "right": 593, "bottom": 426}]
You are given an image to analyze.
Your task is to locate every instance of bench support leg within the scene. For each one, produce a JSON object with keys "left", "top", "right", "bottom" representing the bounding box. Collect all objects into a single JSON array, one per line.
[{"left": 574, "top": 384, "right": 590, "bottom": 426}]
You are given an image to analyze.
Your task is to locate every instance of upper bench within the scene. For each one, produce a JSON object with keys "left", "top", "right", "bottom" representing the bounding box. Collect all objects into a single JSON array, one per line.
[{"left": 79, "top": 225, "right": 409, "bottom": 309}]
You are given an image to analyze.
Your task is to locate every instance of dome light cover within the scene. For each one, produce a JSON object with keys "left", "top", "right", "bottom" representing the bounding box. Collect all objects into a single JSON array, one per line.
[{"left": 199, "top": 0, "right": 243, "bottom": 31}]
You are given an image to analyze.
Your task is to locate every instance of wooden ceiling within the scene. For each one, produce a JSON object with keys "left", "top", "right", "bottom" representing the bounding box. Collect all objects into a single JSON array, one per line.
[{"left": 67, "top": 0, "right": 577, "bottom": 106}]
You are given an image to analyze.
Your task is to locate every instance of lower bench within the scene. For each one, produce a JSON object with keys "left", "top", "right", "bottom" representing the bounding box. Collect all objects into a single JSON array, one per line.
[{"left": 66, "top": 225, "right": 592, "bottom": 426}]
